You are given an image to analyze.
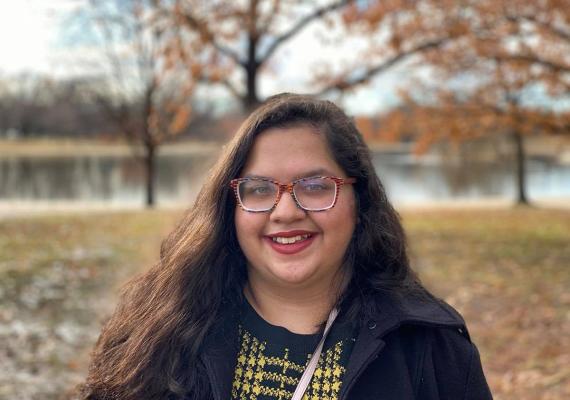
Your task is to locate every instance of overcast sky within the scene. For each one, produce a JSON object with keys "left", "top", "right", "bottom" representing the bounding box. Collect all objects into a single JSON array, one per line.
[
  {"left": 0, "top": 0, "right": 405, "bottom": 115},
  {"left": 0, "top": 1, "right": 79, "bottom": 74}
]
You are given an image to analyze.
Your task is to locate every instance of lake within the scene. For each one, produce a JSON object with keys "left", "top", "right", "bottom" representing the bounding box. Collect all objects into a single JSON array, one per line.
[{"left": 1, "top": 147, "right": 569, "bottom": 207}]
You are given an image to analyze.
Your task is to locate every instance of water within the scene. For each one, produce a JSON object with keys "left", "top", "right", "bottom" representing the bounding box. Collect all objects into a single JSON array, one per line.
[
  {"left": 0, "top": 152, "right": 217, "bottom": 206},
  {"left": 372, "top": 153, "right": 570, "bottom": 204},
  {"left": 0, "top": 150, "right": 569, "bottom": 206}
]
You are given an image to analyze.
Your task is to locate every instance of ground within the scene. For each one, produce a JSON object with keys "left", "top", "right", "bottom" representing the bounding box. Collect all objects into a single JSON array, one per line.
[{"left": 0, "top": 207, "right": 568, "bottom": 399}]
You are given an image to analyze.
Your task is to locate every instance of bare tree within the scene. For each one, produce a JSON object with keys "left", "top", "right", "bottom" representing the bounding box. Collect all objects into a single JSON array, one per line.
[
  {"left": 82, "top": 0, "right": 195, "bottom": 207},
  {"left": 0, "top": 74, "right": 58, "bottom": 138},
  {"left": 0, "top": 74, "right": 123, "bottom": 139},
  {"left": 0, "top": 78, "right": 13, "bottom": 137}
]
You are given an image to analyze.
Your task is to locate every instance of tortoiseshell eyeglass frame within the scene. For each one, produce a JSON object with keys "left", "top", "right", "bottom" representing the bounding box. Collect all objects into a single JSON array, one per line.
[{"left": 229, "top": 176, "right": 356, "bottom": 212}]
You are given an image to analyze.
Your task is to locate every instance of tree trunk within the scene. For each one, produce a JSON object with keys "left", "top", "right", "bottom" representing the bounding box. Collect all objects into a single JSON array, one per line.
[
  {"left": 244, "top": 35, "right": 260, "bottom": 111},
  {"left": 144, "top": 142, "right": 156, "bottom": 208},
  {"left": 512, "top": 130, "right": 530, "bottom": 205},
  {"left": 244, "top": 65, "right": 259, "bottom": 110}
]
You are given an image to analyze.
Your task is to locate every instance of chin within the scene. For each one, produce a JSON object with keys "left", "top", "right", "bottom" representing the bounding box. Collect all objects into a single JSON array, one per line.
[{"left": 270, "top": 264, "right": 318, "bottom": 286}]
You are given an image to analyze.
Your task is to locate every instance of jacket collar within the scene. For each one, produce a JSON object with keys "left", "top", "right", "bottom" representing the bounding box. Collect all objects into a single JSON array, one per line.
[{"left": 365, "top": 290, "right": 467, "bottom": 339}]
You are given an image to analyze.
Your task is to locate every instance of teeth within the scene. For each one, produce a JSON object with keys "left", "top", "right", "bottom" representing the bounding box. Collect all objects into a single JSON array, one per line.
[{"left": 272, "top": 234, "right": 310, "bottom": 244}]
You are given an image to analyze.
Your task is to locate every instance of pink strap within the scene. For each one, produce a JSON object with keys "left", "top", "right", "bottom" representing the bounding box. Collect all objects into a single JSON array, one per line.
[{"left": 291, "top": 308, "right": 339, "bottom": 400}]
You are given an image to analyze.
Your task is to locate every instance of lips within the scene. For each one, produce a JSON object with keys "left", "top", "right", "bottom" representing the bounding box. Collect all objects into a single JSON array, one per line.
[{"left": 264, "top": 230, "right": 317, "bottom": 255}]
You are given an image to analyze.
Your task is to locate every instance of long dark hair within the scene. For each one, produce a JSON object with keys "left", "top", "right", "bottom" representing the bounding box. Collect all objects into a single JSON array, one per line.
[{"left": 80, "top": 93, "right": 422, "bottom": 399}]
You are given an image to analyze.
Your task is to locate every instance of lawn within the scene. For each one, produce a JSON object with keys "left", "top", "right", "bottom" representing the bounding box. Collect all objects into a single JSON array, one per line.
[
  {"left": 404, "top": 208, "right": 569, "bottom": 400},
  {"left": 0, "top": 207, "right": 568, "bottom": 399}
]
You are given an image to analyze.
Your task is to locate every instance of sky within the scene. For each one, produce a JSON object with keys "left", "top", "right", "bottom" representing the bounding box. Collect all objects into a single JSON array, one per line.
[
  {"left": 0, "top": 0, "right": 83, "bottom": 76},
  {"left": 0, "top": 0, "right": 404, "bottom": 115},
  {"left": 0, "top": 1, "right": 52, "bottom": 74}
]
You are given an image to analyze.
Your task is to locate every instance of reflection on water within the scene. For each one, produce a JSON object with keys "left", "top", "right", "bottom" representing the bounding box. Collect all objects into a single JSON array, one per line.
[
  {"left": 1, "top": 151, "right": 569, "bottom": 205},
  {"left": 0, "top": 153, "right": 216, "bottom": 205},
  {"left": 373, "top": 153, "right": 570, "bottom": 203}
]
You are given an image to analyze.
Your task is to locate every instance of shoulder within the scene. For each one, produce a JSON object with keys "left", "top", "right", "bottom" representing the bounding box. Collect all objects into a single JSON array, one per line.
[
  {"left": 366, "top": 289, "right": 467, "bottom": 335},
  {"left": 368, "top": 291, "right": 492, "bottom": 400},
  {"left": 382, "top": 323, "right": 492, "bottom": 400},
  {"left": 393, "top": 323, "right": 474, "bottom": 374},
  {"left": 370, "top": 290, "right": 477, "bottom": 368}
]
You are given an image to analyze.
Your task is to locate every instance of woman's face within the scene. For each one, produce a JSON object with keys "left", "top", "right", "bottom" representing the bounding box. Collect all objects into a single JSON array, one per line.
[{"left": 234, "top": 125, "right": 357, "bottom": 291}]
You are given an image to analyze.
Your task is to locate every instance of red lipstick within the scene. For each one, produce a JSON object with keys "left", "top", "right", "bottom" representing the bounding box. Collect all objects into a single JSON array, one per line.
[{"left": 264, "top": 230, "right": 317, "bottom": 255}]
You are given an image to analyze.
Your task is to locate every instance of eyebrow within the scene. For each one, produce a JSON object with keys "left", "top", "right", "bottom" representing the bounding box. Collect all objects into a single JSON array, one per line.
[{"left": 243, "top": 168, "right": 337, "bottom": 180}]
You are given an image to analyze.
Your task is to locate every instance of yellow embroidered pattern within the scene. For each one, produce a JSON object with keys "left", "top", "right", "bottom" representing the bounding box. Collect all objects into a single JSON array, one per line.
[{"left": 231, "top": 327, "right": 347, "bottom": 400}]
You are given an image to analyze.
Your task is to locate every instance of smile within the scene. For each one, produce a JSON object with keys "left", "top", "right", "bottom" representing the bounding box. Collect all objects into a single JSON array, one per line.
[
  {"left": 271, "top": 234, "right": 311, "bottom": 244},
  {"left": 265, "top": 232, "right": 317, "bottom": 255}
]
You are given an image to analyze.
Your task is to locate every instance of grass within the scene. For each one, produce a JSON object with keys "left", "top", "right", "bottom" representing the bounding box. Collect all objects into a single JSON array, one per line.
[
  {"left": 404, "top": 208, "right": 570, "bottom": 400},
  {"left": 0, "top": 211, "right": 181, "bottom": 400},
  {"left": 0, "top": 207, "right": 568, "bottom": 399}
]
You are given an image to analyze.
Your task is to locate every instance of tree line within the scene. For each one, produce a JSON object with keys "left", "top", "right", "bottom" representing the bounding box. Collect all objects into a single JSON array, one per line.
[{"left": 0, "top": 75, "right": 109, "bottom": 138}]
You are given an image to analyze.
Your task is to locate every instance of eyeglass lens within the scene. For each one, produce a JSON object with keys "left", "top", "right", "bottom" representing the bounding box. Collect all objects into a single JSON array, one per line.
[{"left": 238, "top": 177, "right": 337, "bottom": 211}]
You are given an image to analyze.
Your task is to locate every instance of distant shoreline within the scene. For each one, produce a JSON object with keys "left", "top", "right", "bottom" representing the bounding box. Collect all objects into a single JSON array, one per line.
[
  {"left": 0, "top": 139, "right": 223, "bottom": 157},
  {"left": 0, "top": 197, "right": 568, "bottom": 220},
  {"left": 1, "top": 136, "right": 569, "bottom": 164}
]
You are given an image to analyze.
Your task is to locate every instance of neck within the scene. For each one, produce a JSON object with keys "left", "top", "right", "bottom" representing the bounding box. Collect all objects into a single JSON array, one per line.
[{"left": 244, "top": 276, "right": 344, "bottom": 335}]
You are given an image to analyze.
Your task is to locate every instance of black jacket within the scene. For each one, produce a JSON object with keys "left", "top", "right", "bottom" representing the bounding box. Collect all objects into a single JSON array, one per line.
[{"left": 200, "top": 292, "right": 493, "bottom": 400}]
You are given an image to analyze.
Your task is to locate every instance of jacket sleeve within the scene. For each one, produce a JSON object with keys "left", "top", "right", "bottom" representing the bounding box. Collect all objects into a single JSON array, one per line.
[
  {"left": 426, "top": 327, "right": 493, "bottom": 400},
  {"left": 464, "top": 341, "right": 493, "bottom": 400}
]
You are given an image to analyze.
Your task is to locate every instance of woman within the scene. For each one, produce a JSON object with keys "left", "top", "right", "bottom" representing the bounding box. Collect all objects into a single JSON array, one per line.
[{"left": 81, "top": 93, "right": 492, "bottom": 399}]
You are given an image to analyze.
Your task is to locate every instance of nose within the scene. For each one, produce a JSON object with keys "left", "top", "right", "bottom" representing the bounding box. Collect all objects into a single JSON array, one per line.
[{"left": 269, "top": 191, "right": 306, "bottom": 222}]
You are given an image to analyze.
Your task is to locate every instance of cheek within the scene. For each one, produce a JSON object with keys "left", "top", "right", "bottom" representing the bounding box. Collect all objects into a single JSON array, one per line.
[
  {"left": 316, "top": 196, "right": 356, "bottom": 241},
  {"left": 234, "top": 208, "right": 263, "bottom": 246},
  {"left": 335, "top": 194, "right": 357, "bottom": 242}
]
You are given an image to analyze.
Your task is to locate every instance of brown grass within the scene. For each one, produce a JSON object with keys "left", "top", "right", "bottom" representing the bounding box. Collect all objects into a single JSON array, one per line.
[
  {"left": 404, "top": 208, "right": 570, "bottom": 400},
  {"left": 0, "top": 207, "right": 568, "bottom": 399}
]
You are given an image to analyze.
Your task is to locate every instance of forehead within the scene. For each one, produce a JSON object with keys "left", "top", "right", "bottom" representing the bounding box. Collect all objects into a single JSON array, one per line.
[{"left": 241, "top": 125, "right": 345, "bottom": 180}]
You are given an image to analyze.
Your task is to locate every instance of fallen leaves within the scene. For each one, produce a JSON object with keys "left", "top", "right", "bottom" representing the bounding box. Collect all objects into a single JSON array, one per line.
[
  {"left": 0, "top": 207, "right": 568, "bottom": 399},
  {"left": 404, "top": 207, "right": 570, "bottom": 400}
]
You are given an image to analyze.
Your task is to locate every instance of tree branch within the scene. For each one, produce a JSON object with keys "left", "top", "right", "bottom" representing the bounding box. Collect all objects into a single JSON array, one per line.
[
  {"left": 315, "top": 37, "right": 450, "bottom": 95},
  {"left": 493, "top": 53, "right": 570, "bottom": 74},
  {"left": 196, "top": 75, "right": 242, "bottom": 101},
  {"left": 256, "top": 0, "right": 280, "bottom": 37},
  {"left": 259, "top": 0, "right": 348, "bottom": 66},
  {"left": 506, "top": 13, "right": 570, "bottom": 44},
  {"left": 182, "top": 12, "right": 244, "bottom": 66},
  {"left": 219, "top": 77, "right": 242, "bottom": 100}
]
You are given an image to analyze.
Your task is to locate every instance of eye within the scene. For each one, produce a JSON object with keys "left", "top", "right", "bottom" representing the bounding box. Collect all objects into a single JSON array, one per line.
[
  {"left": 297, "top": 178, "right": 334, "bottom": 192},
  {"left": 305, "top": 182, "right": 326, "bottom": 191},
  {"left": 252, "top": 185, "right": 271, "bottom": 194},
  {"left": 242, "top": 181, "right": 276, "bottom": 196}
]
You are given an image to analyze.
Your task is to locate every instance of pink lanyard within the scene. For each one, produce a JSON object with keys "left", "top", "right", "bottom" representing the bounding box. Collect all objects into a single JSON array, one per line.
[{"left": 291, "top": 308, "right": 339, "bottom": 400}]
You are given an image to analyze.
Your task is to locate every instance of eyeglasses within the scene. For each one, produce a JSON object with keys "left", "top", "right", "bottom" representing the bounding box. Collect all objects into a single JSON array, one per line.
[{"left": 230, "top": 176, "right": 356, "bottom": 212}]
